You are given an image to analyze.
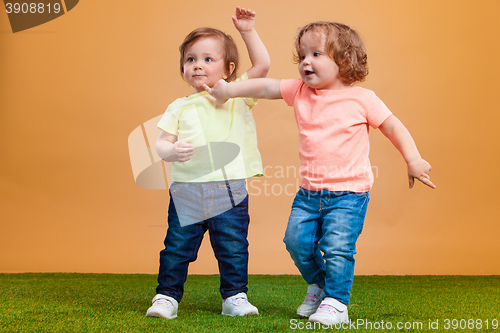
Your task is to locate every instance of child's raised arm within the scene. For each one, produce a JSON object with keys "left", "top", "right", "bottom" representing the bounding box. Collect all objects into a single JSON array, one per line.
[
  {"left": 379, "top": 115, "right": 435, "bottom": 189},
  {"left": 233, "top": 7, "right": 270, "bottom": 79}
]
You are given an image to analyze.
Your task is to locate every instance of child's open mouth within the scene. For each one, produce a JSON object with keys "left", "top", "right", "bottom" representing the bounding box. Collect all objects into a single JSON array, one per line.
[{"left": 304, "top": 70, "right": 315, "bottom": 77}]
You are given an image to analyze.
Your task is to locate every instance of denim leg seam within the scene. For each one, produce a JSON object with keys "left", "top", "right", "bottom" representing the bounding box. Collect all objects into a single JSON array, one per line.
[
  {"left": 208, "top": 197, "right": 249, "bottom": 299},
  {"left": 310, "top": 218, "right": 326, "bottom": 283},
  {"left": 319, "top": 191, "right": 369, "bottom": 305}
]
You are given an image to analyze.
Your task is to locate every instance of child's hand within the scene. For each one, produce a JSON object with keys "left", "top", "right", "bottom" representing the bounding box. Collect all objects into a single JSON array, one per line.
[
  {"left": 172, "top": 140, "right": 193, "bottom": 162},
  {"left": 407, "top": 158, "right": 435, "bottom": 189},
  {"left": 232, "top": 6, "right": 256, "bottom": 33},
  {"left": 204, "top": 80, "right": 230, "bottom": 105}
]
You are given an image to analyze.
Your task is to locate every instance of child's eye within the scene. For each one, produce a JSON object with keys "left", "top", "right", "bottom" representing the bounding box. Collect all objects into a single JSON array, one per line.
[
  {"left": 205, "top": 57, "right": 213, "bottom": 62},
  {"left": 300, "top": 55, "right": 305, "bottom": 60},
  {"left": 313, "top": 52, "right": 321, "bottom": 57},
  {"left": 187, "top": 57, "right": 195, "bottom": 63}
]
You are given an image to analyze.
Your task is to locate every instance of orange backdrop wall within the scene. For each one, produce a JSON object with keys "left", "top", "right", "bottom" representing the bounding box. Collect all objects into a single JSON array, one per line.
[{"left": 1, "top": 0, "right": 499, "bottom": 275}]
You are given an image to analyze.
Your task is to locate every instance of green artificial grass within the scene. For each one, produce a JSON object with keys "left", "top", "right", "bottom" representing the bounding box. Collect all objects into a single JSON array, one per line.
[{"left": 0, "top": 274, "right": 499, "bottom": 332}]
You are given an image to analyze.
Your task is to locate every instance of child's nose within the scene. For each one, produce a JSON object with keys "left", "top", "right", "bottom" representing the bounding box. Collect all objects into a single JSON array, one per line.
[{"left": 194, "top": 60, "right": 203, "bottom": 69}]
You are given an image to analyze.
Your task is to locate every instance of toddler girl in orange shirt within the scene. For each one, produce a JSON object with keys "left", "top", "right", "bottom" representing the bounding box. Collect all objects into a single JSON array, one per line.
[{"left": 205, "top": 21, "right": 435, "bottom": 325}]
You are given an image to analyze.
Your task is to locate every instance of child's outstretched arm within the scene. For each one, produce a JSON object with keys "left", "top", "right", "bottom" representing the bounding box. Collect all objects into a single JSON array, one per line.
[
  {"left": 233, "top": 6, "right": 270, "bottom": 79},
  {"left": 156, "top": 130, "right": 193, "bottom": 162},
  {"left": 204, "top": 78, "right": 282, "bottom": 104},
  {"left": 379, "top": 115, "right": 435, "bottom": 189}
]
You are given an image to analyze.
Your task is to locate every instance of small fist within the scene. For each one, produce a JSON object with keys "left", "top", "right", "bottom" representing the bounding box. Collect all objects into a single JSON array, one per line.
[
  {"left": 204, "top": 79, "right": 229, "bottom": 105},
  {"left": 173, "top": 141, "right": 193, "bottom": 162}
]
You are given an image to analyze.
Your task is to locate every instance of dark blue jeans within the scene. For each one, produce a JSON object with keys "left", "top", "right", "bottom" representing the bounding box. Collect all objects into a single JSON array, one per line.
[{"left": 156, "top": 180, "right": 250, "bottom": 303}]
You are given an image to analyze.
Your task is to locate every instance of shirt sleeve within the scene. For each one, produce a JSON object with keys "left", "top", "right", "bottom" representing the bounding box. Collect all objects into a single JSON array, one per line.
[
  {"left": 366, "top": 91, "right": 393, "bottom": 129},
  {"left": 157, "top": 103, "right": 181, "bottom": 135},
  {"left": 280, "top": 79, "right": 304, "bottom": 107}
]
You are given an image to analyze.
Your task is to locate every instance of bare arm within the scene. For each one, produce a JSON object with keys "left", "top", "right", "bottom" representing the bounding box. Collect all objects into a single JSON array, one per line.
[
  {"left": 204, "top": 78, "right": 282, "bottom": 104},
  {"left": 379, "top": 115, "right": 435, "bottom": 189},
  {"left": 156, "top": 130, "right": 193, "bottom": 162},
  {"left": 232, "top": 7, "right": 270, "bottom": 79}
]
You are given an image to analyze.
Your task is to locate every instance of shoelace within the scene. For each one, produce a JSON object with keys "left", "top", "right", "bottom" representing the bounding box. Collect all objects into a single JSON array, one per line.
[
  {"left": 304, "top": 293, "right": 320, "bottom": 304},
  {"left": 317, "top": 304, "right": 336, "bottom": 314},
  {"left": 229, "top": 296, "right": 248, "bottom": 306},
  {"left": 155, "top": 298, "right": 174, "bottom": 308}
]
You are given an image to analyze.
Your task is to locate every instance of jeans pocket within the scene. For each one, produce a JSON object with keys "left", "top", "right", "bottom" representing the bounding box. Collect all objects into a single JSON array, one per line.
[
  {"left": 169, "top": 182, "right": 178, "bottom": 194},
  {"left": 227, "top": 180, "right": 248, "bottom": 205},
  {"left": 169, "top": 182, "right": 190, "bottom": 194}
]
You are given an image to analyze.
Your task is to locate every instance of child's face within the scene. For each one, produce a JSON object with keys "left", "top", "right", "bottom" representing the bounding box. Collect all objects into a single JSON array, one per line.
[
  {"left": 183, "top": 37, "right": 231, "bottom": 94},
  {"left": 298, "top": 31, "right": 345, "bottom": 90}
]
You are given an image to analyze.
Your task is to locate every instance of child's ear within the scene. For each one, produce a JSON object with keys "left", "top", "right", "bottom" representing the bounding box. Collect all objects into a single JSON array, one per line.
[{"left": 223, "top": 62, "right": 236, "bottom": 80}]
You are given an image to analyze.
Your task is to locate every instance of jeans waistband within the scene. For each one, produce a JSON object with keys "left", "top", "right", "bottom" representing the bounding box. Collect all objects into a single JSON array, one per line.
[
  {"left": 172, "top": 179, "right": 246, "bottom": 190},
  {"left": 298, "top": 186, "right": 368, "bottom": 197}
]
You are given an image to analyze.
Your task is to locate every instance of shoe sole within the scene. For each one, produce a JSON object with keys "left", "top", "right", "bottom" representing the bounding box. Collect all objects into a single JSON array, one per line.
[
  {"left": 308, "top": 315, "right": 349, "bottom": 325},
  {"left": 297, "top": 310, "right": 315, "bottom": 317},
  {"left": 221, "top": 310, "right": 259, "bottom": 316},
  {"left": 146, "top": 310, "right": 177, "bottom": 319},
  {"left": 297, "top": 306, "right": 320, "bottom": 317}
]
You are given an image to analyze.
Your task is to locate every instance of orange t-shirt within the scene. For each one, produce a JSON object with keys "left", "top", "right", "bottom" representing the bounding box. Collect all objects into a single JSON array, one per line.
[{"left": 280, "top": 79, "right": 392, "bottom": 192}]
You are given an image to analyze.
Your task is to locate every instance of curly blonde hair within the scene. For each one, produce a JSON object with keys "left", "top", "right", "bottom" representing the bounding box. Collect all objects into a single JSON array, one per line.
[{"left": 293, "top": 22, "right": 368, "bottom": 84}]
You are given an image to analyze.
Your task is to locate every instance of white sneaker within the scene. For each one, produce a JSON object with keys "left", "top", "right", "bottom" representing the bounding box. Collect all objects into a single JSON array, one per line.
[
  {"left": 221, "top": 292, "right": 259, "bottom": 316},
  {"left": 297, "top": 284, "right": 325, "bottom": 317},
  {"left": 308, "top": 297, "right": 348, "bottom": 325},
  {"left": 146, "top": 294, "right": 178, "bottom": 319}
]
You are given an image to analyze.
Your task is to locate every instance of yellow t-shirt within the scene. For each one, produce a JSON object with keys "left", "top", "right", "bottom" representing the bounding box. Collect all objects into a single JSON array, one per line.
[{"left": 157, "top": 73, "right": 263, "bottom": 182}]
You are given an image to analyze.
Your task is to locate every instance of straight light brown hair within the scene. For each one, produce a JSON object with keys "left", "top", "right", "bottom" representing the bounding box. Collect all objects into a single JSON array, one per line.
[{"left": 179, "top": 27, "right": 239, "bottom": 82}]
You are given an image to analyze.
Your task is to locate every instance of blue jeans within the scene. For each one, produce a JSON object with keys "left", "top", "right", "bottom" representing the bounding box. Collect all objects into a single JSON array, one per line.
[
  {"left": 156, "top": 180, "right": 250, "bottom": 303},
  {"left": 284, "top": 188, "right": 370, "bottom": 305}
]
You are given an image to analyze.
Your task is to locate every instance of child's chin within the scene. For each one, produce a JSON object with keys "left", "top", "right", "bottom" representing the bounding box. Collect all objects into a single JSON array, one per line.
[{"left": 302, "top": 79, "right": 316, "bottom": 88}]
